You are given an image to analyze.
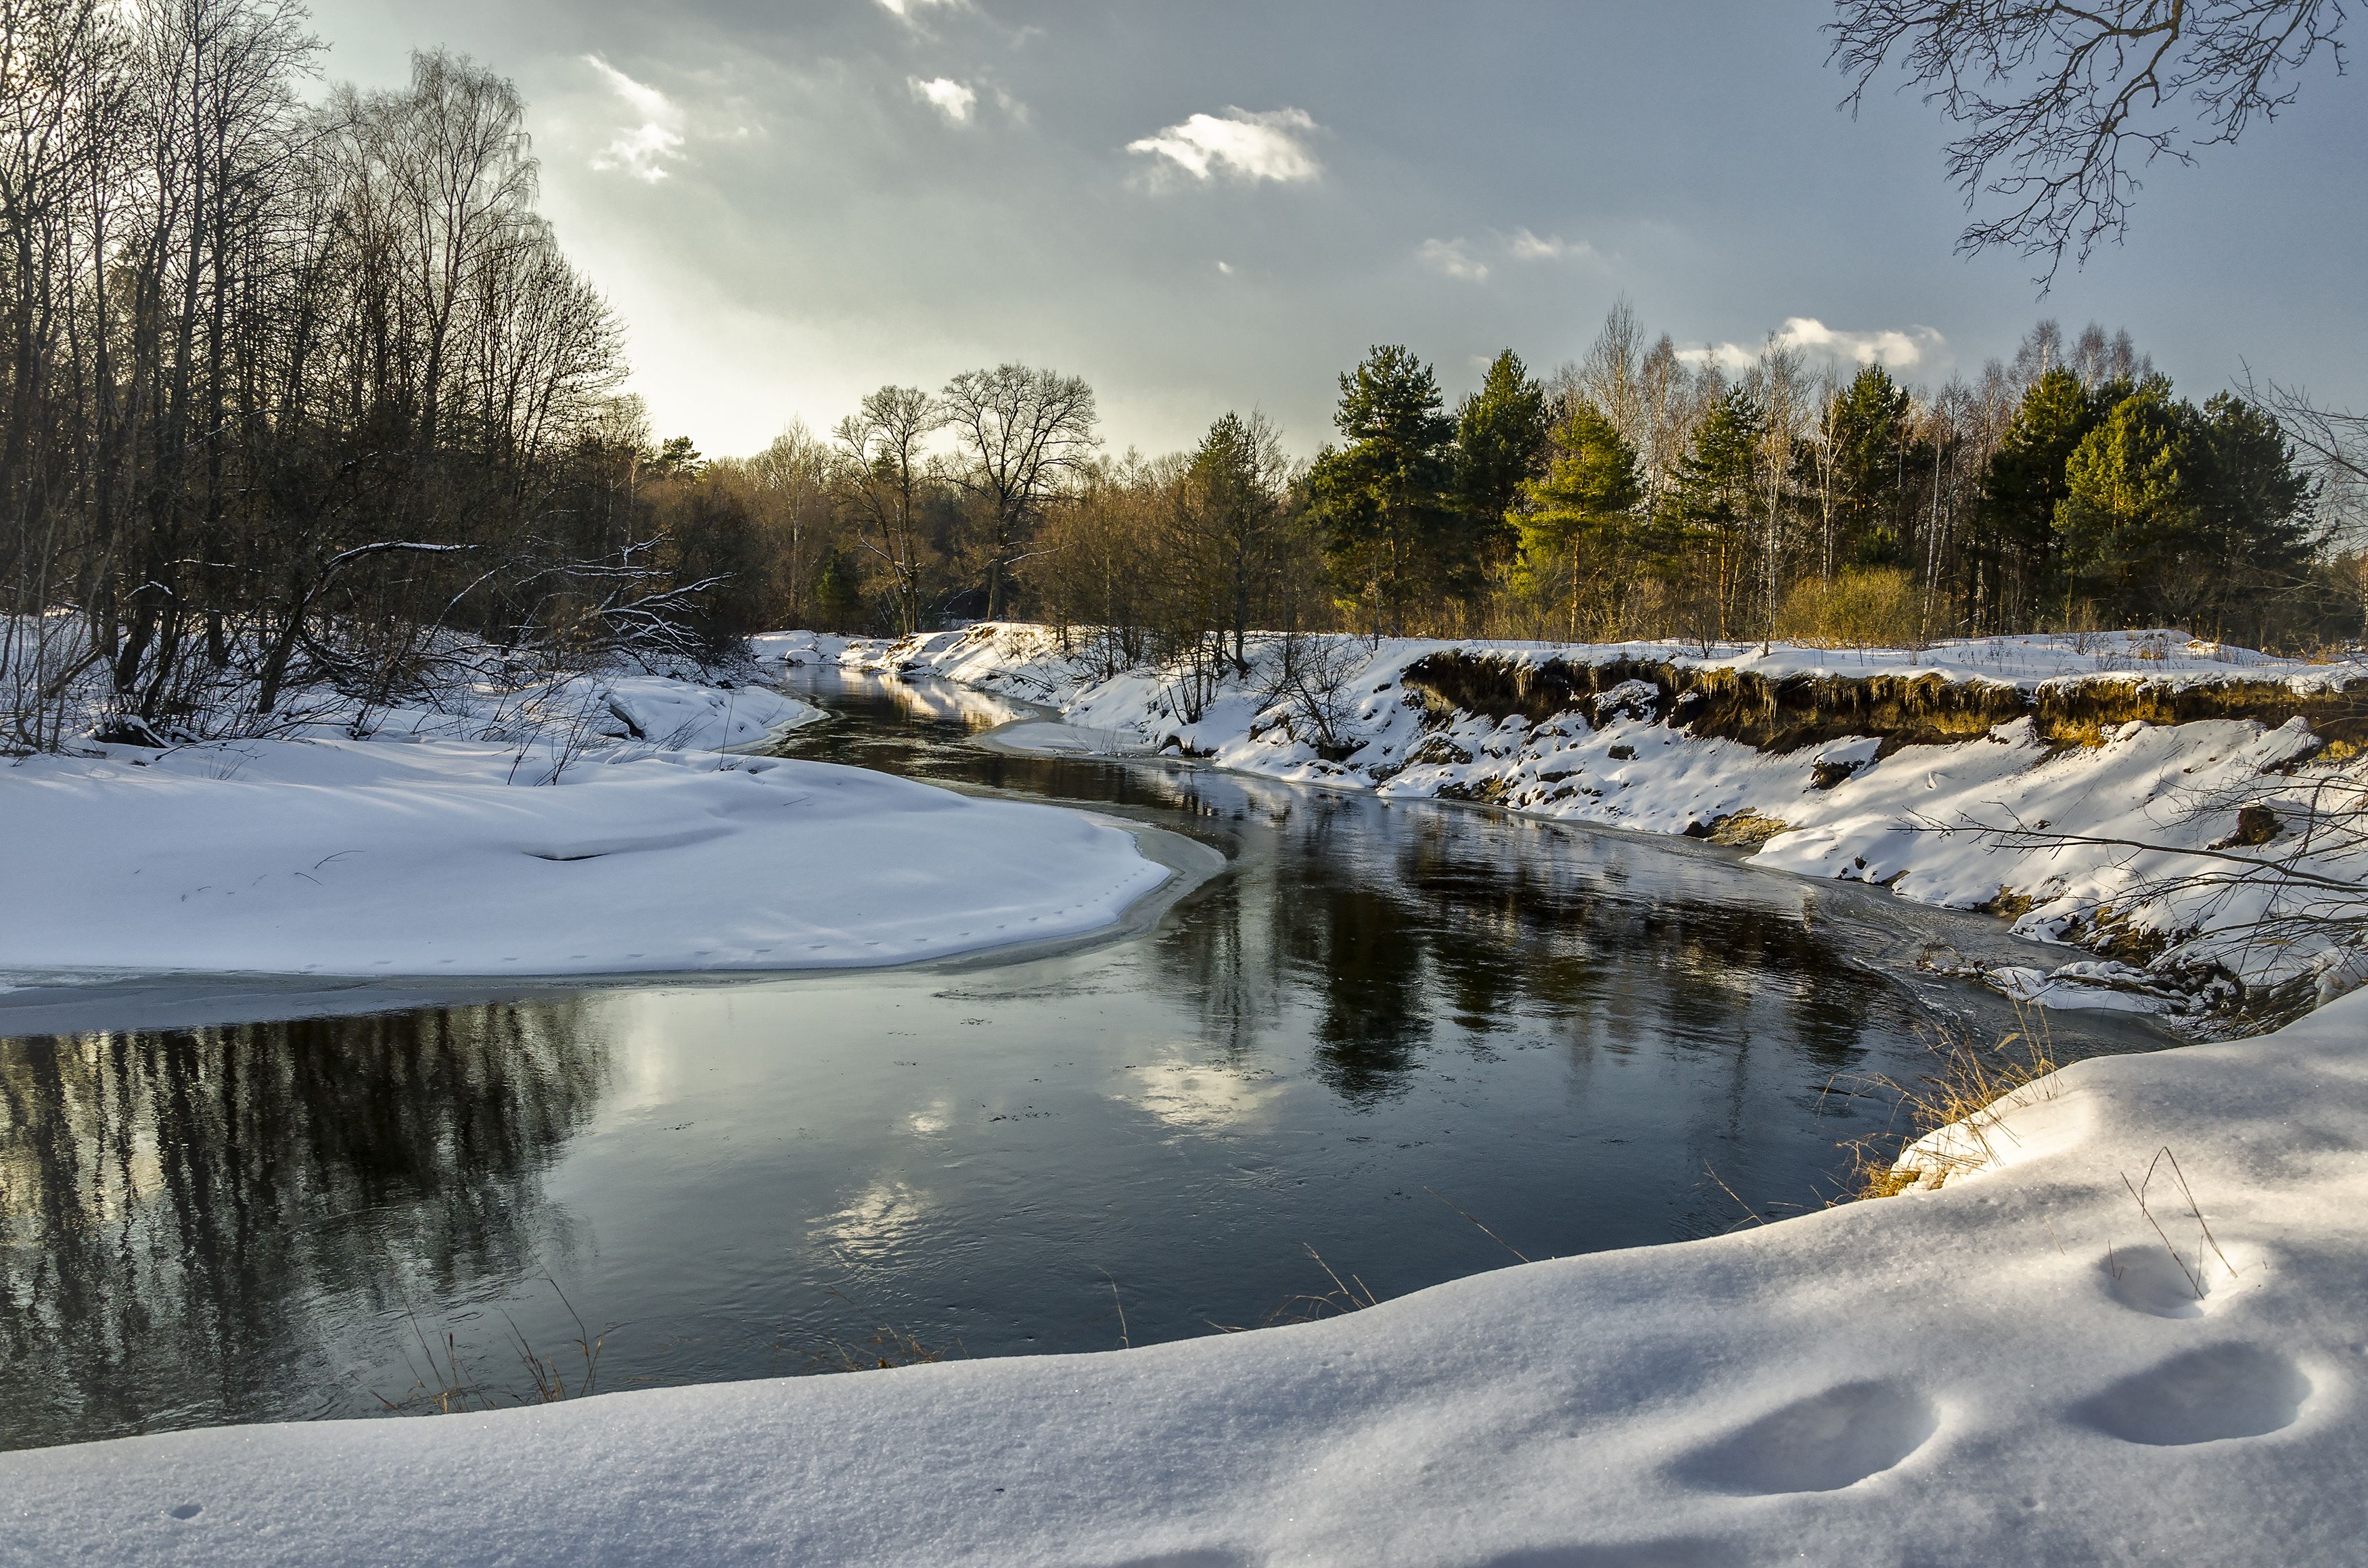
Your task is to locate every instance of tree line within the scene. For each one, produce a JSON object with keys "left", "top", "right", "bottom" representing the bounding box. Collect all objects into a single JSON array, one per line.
[
  {"left": 7, "top": 0, "right": 2356, "bottom": 757},
  {"left": 1, "top": 0, "right": 680, "bottom": 749},
  {"left": 666, "top": 306, "right": 2357, "bottom": 666}
]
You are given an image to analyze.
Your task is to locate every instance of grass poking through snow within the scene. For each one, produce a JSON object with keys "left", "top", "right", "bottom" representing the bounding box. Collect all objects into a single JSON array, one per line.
[{"left": 1834, "top": 1009, "right": 2064, "bottom": 1200}]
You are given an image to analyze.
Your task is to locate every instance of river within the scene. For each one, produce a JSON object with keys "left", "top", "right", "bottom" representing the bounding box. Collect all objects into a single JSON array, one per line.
[{"left": 0, "top": 668, "right": 2174, "bottom": 1450}]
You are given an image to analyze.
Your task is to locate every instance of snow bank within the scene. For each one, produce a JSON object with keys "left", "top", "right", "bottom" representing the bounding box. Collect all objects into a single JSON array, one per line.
[
  {"left": 789, "top": 624, "right": 2368, "bottom": 1012},
  {"left": 12, "top": 986, "right": 2363, "bottom": 1565},
  {"left": 1, "top": 670, "right": 1171, "bottom": 980}
]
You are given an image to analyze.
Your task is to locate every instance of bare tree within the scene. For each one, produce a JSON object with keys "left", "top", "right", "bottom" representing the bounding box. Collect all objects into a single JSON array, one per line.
[
  {"left": 939, "top": 363, "right": 1098, "bottom": 620},
  {"left": 834, "top": 386, "right": 944, "bottom": 635},
  {"left": 1830, "top": 0, "right": 2350, "bottom": 283}
]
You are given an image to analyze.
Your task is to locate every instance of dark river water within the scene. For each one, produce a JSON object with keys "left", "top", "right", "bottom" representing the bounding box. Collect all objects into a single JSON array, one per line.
[{"left": 0, "top": 671, "right": 2175, "bottom": 1451}]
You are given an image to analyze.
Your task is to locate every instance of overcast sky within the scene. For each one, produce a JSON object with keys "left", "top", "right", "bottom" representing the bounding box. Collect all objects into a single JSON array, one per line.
[{"left": 304, "top": 0, "right": 2367, "bottom": 459}]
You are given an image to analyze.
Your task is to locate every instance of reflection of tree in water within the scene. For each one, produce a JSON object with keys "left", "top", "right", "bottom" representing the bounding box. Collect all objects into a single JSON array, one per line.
[
  {"left": 1154, "top": 795, "right": 1892, "bottom": 1112},
  {"left": 1284, "top": 879, "right": 1431, "bottom": 1107},
  {"left": 0, "top": 1003, "right": 608, "bottom": 1449},
  {"left": 798, "top": 674, "right": 1892, "bottom": 1113}
]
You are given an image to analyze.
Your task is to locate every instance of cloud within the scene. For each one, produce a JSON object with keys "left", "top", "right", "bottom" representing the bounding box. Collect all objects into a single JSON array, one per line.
[
  {"left": 910, "top": 76, "right": 976, "bottom": 123},
  {"left": 1417, "top": 237, "right": 1489, "bottom": 281},
  {"left": 875, "top": 0, "right": 967, "bottom": 18},
  {"left": 1216, "top": 260, "right": 1233, "bottom": 275},
  {"left": 1507, "top": 227, "right": 1594, "bottom": 263},
  {"left": 1677, "top": 317, "right": 1949, "bottom": 377},
  {"left": 586, "top": 56, "right": 685, "bottom": 182},
  {"left": 1126, "top": 107, "right": 1321, "bottom": 184}
]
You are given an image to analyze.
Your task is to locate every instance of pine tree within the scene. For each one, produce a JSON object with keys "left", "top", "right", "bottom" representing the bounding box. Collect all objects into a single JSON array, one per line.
[
  {"left": 1308, "top": 346, "right": 1459, "bottom": 637},
  {"left": 1511, "top": 400, "right": 1643, "bottom": 639},
  {"left": 1452, "top": 350, "right": 1551, "bottom": 572},
  {"left": 2057, "top": 383, "right": 2317, "bottom": 637},
  {"left": 1973, "top": 367, "right": 2105, "bottom": 628},
  {"left": 1825, "top": 364, "right": 1915, "bottom": 570},
  {"left": 2057, "top": 377, "right": 2197, "bottom": 624},
  {"left": 1663, "top": 387, "right": 1764, "bottom": 640}
]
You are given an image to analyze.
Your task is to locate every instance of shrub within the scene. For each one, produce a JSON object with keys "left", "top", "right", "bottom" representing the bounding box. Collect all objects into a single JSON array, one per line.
[{"left": 1775, "top": 567, "right": 1925, "bottom": 649}]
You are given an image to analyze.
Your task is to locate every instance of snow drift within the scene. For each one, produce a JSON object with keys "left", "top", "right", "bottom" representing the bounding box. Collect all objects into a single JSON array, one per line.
[{"left": 1, "top": 667, "right": 1173, "bottom": 982}]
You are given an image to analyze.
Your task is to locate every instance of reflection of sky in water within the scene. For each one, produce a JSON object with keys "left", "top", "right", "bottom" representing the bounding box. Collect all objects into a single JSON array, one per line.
[
  {"left": 1120, "top": 1055, "right": 1290, "bottom": 1136},
  {"left": 815, "top": 1180, "right": 934, "bottom": 1266},
  {"left": 0, "top": 672, "right": 2181, "bottom": 1451}
]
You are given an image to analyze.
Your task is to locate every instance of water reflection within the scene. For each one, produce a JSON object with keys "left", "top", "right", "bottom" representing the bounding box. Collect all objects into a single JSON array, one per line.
[
  {"left": 0, "top": 671, "right": 2175, "bottom": 1452},
  {"left": 0, "top": 1005, "right": 607, "bottom": 1445}
]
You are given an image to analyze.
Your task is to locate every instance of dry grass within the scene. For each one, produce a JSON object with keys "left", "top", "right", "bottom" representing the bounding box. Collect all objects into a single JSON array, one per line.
[
  {"left": 1202, "top": 1245, "right": 1384, "bottom": 1335},
  {"left": 808, "top": 1326, "right": 961, "bottom": 1373},
  {"left": 373, "top": 1281, "right": 609, "bottom": 1414},
  {"left": 2045, "top": 718, "right": 2112, "bottom": 750},
  {"left": 1836, "top": 1011, "right": 2064, "bottom": 1201}
]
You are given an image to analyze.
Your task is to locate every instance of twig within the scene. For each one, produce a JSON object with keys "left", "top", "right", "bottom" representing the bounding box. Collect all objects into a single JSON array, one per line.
[
  {"left": 1704, "top": 1164, "right": 1768, "bottom": 1227},
  {"left": 1424, "top": 1186, "right": 1532, "bottom": 1263}
]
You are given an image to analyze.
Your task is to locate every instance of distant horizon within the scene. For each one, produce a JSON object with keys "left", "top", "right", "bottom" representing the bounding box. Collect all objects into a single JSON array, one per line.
[{"left": 299, "top": 0, "right": 2366, "bottom": 460}]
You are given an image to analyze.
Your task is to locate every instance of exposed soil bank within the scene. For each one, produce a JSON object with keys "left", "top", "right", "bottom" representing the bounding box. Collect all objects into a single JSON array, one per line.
[{"left": 1401, "top": 648, "right": 2367, "bottom": 756}]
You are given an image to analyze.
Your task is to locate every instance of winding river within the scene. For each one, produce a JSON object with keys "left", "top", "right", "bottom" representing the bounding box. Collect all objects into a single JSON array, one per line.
[{"left": 0, "top": 669, "right": 2175, "bottom": 1450}]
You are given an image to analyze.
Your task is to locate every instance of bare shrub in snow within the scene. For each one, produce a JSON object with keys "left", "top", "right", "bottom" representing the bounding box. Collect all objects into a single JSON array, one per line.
[{"left": 1256, "top": 633, "right": 1366, "bottom": 760}]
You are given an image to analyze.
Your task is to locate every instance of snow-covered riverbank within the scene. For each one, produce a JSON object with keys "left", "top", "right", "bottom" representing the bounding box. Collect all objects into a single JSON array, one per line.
[
  {"left": 9, "top": 981, "right": 2361, "bottom": 1565},
  {"left": 1, "top": 668, "right": 1172, "bottom": 984},
  {"left": 764, "top": 624, "right": 2368, "bottom": 1019}
]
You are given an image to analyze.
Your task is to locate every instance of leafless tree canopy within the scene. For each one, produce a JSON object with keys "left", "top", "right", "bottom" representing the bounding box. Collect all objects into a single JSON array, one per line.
[
  {"left": 939, "top": 365, "right": 1099, "bottom": 620},
  {"left": 1829, "top": 0, "right": 2350, "bottom": 281},
  {"left": 0, "top": 0, "right": 712, "bottom": 749}
]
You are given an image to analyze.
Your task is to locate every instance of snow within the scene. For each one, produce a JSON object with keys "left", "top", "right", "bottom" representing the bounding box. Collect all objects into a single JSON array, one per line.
[
  {"left": 10, "top": 986, "right": 2365, "bottom": 1565},
  {"left": 1, "top": 669, "right": 1173, "bottom": 981},
  {"left": 792, "top": 624, "right": 2368, "bottom": 1011},
  {"left": 9, "top": 622, "right": 2365, "bottom": 1561}
]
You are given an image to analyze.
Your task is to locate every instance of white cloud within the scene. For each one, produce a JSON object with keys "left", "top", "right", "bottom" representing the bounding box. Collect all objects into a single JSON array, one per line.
[
  {"left": 1126, "top": 107, "right": 1321, "bottom": 184},
  {"left": 1677, "top": 317, "right": 1949, "bottom": 377},
  {"left": 1675, "top": 341, "right": 1761, "bottom": 375},
  {"left": 875, "top": 0, "right": 967, "bottom": 18},
  {"left": 586, "top": 57, "right": 685, "bottom": 183},
  {"left": 910, "top": 76, "right": 976, "bottom": 123},
  {"left": 1507, "top": 227, "right": 1594, "bottom": 263},
  {"left": 1417, "top": 237, "right": 1489, "bottom": 281},
  {"left": 1216, "top": 260, "right": 1234, "bottom": 275}
]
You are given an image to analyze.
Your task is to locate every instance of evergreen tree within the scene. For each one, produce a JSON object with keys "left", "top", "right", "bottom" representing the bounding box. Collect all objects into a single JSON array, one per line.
[
  {"left": 2058, "top": 384, "right": 2317, "bottom": 637},
  {"left": 1663, "top": 387, "right": 1764, "bottom": 640},
  {"left": 1452, "top": 350, "right": 1551, "bottom": 570},
  {"left": 1825, "top": 364, "right": 1915, "bottom": 570},
  {"left": 2193, "top": 394, "right": 2317, "bottom": 645},
  {"left": 1972, "top": 367, "right": 2107, "bottom": 628},
  {"left": 2057, "top": 377, "right": 2199, "bottom": 624},
  {"left": 1511, "top": 400, "right": 1643, "bottom": 639},
  {"left": 1308, "top": 346, "right": 1459, "bottom": 637}
]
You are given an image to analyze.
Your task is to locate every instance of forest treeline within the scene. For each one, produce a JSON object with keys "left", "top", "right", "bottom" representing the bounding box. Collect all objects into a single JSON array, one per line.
[
  {"left": 676, "top": 308, "right": 2360, "bottom": 668},
  {"left": 5, "top": 0, "right": 2359, "bottom": 753},
  {"left": 1, "top": 0, "right": 677, "bottom": 748}
]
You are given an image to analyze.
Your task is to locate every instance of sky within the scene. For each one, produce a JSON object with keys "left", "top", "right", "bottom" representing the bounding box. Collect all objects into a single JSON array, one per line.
[{"left": 301, "top": 0, "right": 2368, "bottom": 460}]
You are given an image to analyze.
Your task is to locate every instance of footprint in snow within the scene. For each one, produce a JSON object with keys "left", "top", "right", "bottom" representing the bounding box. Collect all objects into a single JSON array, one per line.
[
  {"left": 1672, "top": 1380, "right": 1936, "bottom": 1495},
  {"left": 2076, "top": 1343, "right": 2309, "bottom": 1446},
  {"left": 168, "top": 1504, "right": 202, "bottom": 1520}
]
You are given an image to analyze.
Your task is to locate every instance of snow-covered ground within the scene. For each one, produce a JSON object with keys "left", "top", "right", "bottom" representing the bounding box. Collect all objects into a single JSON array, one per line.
[
  {"left": 9, "top": 983, "right": 2363, "bottom": 1565},
  {"left": 764, "top": 624, "right": 2368, "bottom": 1017},
  {"left": 2, "top": 665, "right": 1173, "bottom": 982}
]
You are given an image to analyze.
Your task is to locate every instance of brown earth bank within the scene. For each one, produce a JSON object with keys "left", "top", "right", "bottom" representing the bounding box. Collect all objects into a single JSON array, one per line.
[{"left": 1401, "top": 649, "right": 2368, "bottom": 757}]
